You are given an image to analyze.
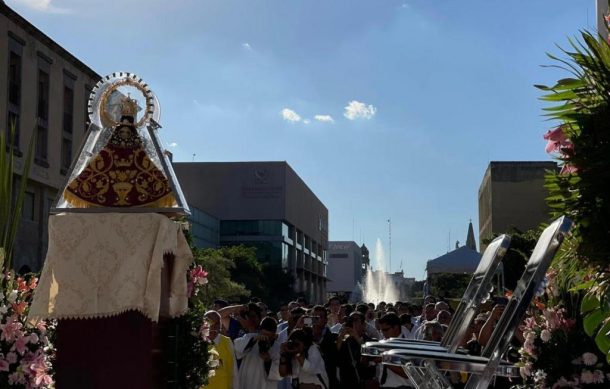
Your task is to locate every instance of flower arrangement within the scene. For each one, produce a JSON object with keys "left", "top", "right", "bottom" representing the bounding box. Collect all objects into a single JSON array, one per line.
[
  {"left": 187, "top": 265, "right": 209, "bottom": 298},
  {"left": 172, "top": 262, "right": 218, "bottom": 389},
  {"left": 0, "top": 271, "right": 55, "bottom": 388},
  {"left": 513, "top": 270, "right": 610, "bottom": 389}
]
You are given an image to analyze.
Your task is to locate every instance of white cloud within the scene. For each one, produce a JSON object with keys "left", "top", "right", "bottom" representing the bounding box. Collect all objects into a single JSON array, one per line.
[
  {"left": 303, "top": 119, "right": 311, "bottom": 125},
  {"left": 242, "top": 42, "right": 253, "bottom": 51},
  {"left": 15, "top": 0, "right": 71, "bottom": 13},
  {"left": 169, "top": 142, "right": 178, "bottom": 148},
  {"left": 344, "top": 100, "right": 377, "bottom": 120},
  {"left": 314, "top": 114, "right": 334, "bottom": 123},
  {"left": 281, "top": 108, "right": 301, "bottom": 122}
]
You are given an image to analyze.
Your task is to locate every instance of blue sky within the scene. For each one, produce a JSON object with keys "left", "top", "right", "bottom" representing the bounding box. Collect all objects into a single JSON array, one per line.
[{"left": 9, "top": 0, "right": 596, "bottom": 279}]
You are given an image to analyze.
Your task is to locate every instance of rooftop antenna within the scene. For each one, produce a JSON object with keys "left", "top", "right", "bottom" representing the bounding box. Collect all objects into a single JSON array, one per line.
[{"left": 192, "top": 153, "right": 196, "bottom": 162}]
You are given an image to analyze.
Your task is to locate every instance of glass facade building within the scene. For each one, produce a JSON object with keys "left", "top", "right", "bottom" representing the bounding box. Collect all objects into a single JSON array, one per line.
[
  {"left": 189, "top": 207, "right": 220, "bottom": 249},
  {"left": 174, "top": 161, "right": 329, "bottom": 304},
  {"left": 220, "top": 219, "right": 328, "bottom": 303}
]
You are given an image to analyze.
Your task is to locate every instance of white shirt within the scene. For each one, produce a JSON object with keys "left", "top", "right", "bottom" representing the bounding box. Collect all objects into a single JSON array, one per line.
[
  {"left": 400, "top": 324, "right": 418, "bottom": 340},
  {"left": 234, "top": 333, "right": 282, "bottom": 389},
  {"left": 379, "top": 365, "right": 413, "bottom": 388},
  {"left": 289, "top": 345, "right": 329, "bottom": 388},
  {"left": 330, "top": 323, "right": 342, "bottom": 334}
]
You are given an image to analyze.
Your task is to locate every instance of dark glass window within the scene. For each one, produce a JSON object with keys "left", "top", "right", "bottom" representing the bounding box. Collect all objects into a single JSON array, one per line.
[
  {"left": 6, "top": 112, "right": 20, "bottom": 148},
  {"left": 220, "top": 220, "right": 282, "bottom": 236},
  {"left": 22, "top": 191, "right": 35, "bottom": 221},
  {"left": 7, "top": 50, "right": 22, "bottom": 148},
  {"left": 61, "top": 138, "right": 72, "bottom": 172},
  {"left": 34, "top": 70, "right": 50, "bottom": 163},
  {"left": 37, "top": 70, "right": 50, "bottom": 121},
  {"left": 330, "top": 253, "right": 348, "bottom": 259},
  {"left": 35, "top": 125, "right": 48, "bottom": 162},
  {"left": 8, "top": 52, "right": 21, "bottom": 107},
  {"left": 63, "top": 86, "right": 74, "bottom": 134}
]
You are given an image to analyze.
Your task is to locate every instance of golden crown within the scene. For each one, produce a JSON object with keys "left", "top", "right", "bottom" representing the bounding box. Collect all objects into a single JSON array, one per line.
[{"left": 120, "top": 95, "right": 138, "bottom": 118}]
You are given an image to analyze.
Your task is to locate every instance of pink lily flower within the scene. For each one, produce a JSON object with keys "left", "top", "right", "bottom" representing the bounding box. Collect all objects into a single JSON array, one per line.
[{"left": 544, "top": 126, "right": 572, "bottom": 154}]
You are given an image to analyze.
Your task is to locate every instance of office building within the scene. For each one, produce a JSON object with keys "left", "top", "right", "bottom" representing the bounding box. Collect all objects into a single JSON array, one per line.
[
  {"left": 478, "top": 161, "right": 557, "bottom": 250},
  {"left": 173, "top": 161, "right": 329, "bottom": 304},
  {"left": 326, "top": 241, "right": 363, "bottom": 300}
]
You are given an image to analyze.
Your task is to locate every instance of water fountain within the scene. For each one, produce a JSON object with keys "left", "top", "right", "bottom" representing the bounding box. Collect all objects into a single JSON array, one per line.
[{"left": 363, "top": 238, "right": 400, "bottom": 304}]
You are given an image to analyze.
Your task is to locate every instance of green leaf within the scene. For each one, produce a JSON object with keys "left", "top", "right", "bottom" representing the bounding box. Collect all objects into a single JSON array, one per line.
[
  {"left": 595, "top": 319, "right": 610, "bottom": 354},
  {"left": 584, "top": 309, "right": 605, "bottom": 336},
  {"left": 582, "top": 292, "right": 600, "bottom": 313},
  {"left": 570, "top": 279, "right": 595, "bottom": 292}
]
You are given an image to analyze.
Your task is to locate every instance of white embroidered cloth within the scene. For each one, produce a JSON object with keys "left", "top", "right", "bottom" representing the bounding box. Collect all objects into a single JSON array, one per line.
[{"left": 29, "top": 213, "right": 193, "bottom": 322}]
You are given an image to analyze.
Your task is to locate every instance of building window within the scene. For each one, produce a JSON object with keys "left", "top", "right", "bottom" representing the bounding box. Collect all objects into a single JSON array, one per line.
[
  {"left": 63, "top": 86, "right": 74, "bottom": 134},
  {"left": 220, "top": 220, "right": 282, "bottom": 236},
  {"left": 6, "top": 112, "right": 20, "bottom": 146},
  {"left": 61, "top": 138, "right": 72, "bottom": 173},
  {"left": 8, "top": 52, "right": 21, "bottom": 107},
  {"left": 22, "top": 191, "right": 35, "bottom": 221},
  {"left": 7, "top": 35, "right": 24, "bottom": 151},
  {"left": 35, "top": 69, "right": 50, "bottom": 165},
  {"left": 37, "top": 70, "right": 50, "bottom": 122},
  {"left": 330, "top": 253, "right": 348, "bottom": 259},
  {"left": 61, "top": 71, "right": 77, "bottom": 174}
]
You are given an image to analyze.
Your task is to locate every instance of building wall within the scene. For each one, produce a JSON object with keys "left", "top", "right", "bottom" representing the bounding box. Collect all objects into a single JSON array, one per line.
[
  {"left": 1, "top": 3, "right": 100, "bottom": 271},
  {"left": 173, "top": 161, "right": 329, "bottom": 303},
  {"left": 326, "top": 241, "right": 362, "bottom": 295},
  {"left": 478, "top": 161, "right": 557, "bottom": 251}
]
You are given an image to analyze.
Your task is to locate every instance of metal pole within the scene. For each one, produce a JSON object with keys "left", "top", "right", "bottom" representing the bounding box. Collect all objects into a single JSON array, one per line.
[
  {"left": 597, "top": 0, "right": 609, "bottom": 39},
  {"left": 388, "top": 218, "right": 392, "bottom": 274}
]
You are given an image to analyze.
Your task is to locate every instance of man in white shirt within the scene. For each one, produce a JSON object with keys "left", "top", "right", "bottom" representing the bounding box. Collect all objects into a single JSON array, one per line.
[
  {"left": 377, "top": 313, "right": 413, "bottom": 388},
  {"left": 234, "top": 317, "right": 282, "bottom": 389}
]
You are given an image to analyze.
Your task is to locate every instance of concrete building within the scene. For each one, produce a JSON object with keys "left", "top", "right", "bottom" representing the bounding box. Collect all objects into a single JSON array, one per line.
[
  {"left": 1, "top": 2, "right": 100, "bottom": 271},
  {"left": 326, "top": 241, "right": 363, "bottom": 300},
  {"left": 173, "top": 161, "right": 329, "bottom": 304},
  {"left": 478, "top": 161, "right": 558, "bottom": 250},
  {"left": 388, "top": 271, "right": 415, "bottom": 301}
]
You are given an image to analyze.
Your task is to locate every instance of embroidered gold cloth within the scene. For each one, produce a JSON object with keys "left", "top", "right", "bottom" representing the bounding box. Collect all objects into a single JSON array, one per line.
[
  {"left": 29, "top": 213, "right": 193, "bottom": 322},
  {"left": 65, "top": 122, "right": 176, "bottom": 208}
]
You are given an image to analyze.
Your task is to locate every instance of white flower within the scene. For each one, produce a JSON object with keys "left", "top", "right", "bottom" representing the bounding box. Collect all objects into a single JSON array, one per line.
[
  {"left": 29, "top": 333, "right": 39, "bottom": 344},
  {"left": 0, "top": 305, "right": 8, "bottom": 314},
  {"left": 7, "top": 290, "right": 18, "bottom": 303},
  {"left": 533, "top": 369, "right": 547, "bottom": 384},
  {"left": 581, "top": 370, "right": 595, "bottom": 384},
  {"left": 593, "top": 370, "right": 605, "bottom": 384},
  {"left": 540, "top": 329, "right": 551, "bottom": 342},
  {"left": 582, "top": 352, "right": 598, "bottom": 366}
]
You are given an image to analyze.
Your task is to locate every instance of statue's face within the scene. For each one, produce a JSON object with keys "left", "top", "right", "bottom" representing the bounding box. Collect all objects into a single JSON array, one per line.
[{"left": 119, "top": 126, "right": 132, "bottom": 140}]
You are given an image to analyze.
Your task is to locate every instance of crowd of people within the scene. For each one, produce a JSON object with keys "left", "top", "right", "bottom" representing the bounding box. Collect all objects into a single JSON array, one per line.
[{"left": 203, "top": 294, "right": 518, "bottom": 389}]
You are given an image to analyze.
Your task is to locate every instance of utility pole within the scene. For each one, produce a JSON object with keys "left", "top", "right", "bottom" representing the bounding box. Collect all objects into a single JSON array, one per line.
[
  {"left": 597, "top": 0, "right": 609, "bottom": 40},
  {"left": 388, "top": 218, "right": 392, "bottom": 274}
]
